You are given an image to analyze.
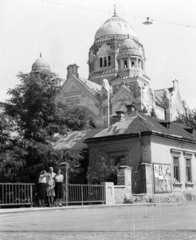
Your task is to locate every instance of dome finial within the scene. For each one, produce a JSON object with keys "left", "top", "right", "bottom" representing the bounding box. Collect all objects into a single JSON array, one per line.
[
  {"left": 113, "top": 4, "right": 117, "bottom": 17},
  {"left": 40, "top": 52, "right": 42, "bottom": 58}
]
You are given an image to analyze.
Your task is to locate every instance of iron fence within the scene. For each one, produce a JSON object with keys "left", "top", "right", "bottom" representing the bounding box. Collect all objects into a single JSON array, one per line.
[
  {"left": 63, "top": 184, "right": 105, "bottom": 205},
  {"left": 0, "top": 183, "right": 34, "bottom": 206}
]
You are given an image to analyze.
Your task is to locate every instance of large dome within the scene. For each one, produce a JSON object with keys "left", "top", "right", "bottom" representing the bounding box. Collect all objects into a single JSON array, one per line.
[
  {"left": 32, "top": 54, "right": 50, "bottom": 72},
  {"left": 94, "top": 14, "right": 137, "bottom": 41}
]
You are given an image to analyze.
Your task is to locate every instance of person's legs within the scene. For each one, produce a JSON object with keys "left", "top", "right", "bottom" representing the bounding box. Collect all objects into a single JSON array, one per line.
[
  {"left": 51, "top": 196, "right": 54, "bottom": 207},
  {"left": 55, "top": 198, "right": 59, "bottom": 207},
  {"left": 48, "top": 197, "right": 51, "bottom": 207},
  {"left": 41, "top": 199, "right": 45, "bottom": 207},
  {"left": 59, "top": 198, "right": 62, "bottom": 207},
  {"left": 38, "top": 199, "right": 42, "bottom": 207}
]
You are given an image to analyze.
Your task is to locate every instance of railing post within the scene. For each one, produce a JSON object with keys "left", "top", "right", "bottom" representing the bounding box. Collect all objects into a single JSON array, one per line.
[
  {"left": 65, "top": 184, "right": 68, "bottom": 206},
  {"left": 30, "top": 184, "right": 33, "bottom": 207},
  {"left": 81, "top": 185, "right": 83, "bottom": 205}
]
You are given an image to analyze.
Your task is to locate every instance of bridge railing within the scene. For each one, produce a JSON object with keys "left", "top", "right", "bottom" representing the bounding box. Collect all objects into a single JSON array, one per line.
[
  {"left": 0, "top": 183, "right": 34, "bottom": 206},
  {"left": 63, "top": 184, "right": 105, "bottom": 205}
]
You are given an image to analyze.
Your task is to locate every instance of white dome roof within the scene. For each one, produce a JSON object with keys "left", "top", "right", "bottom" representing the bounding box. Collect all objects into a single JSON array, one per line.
[
  {"left": 95, "top": 15, "right": 137, "bottom": 41},
  {"left": 32, "top": 54, "right": 50, "bottom": 72}
]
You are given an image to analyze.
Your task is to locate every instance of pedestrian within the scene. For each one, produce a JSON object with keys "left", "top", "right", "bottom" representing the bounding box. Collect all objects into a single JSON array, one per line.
[
  {"left": 47, "top": 174, "right": 55, "bottom": 207},
  {"left": 48, "top": 166, "right": 56, "bottom": 180},
  {"left": 38, "top": 170, "right": 47, "bottom": 207},
  {"left": 55, "top": 169, "right": 64, "bottom": 207}
]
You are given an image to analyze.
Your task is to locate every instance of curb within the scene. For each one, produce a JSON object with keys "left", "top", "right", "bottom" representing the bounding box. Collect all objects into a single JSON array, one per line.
[{"left": 0, "top": 201, "right": 194, "bottom": 215}]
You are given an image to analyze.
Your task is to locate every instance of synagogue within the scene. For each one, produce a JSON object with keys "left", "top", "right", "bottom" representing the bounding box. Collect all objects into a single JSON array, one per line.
[{"left": 31, "top": 10, "right": 196, "bottom": 201}]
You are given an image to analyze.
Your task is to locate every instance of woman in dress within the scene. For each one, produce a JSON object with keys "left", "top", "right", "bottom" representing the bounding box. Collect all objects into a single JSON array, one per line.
[
  {"left": 47, "top": 174, "right": 55, "bottom": 207},
  {"left": 38, "top": 170, "right": 47, "bottom": 207},
  {"left": 55, "top": 169, "right": 64, "bottom": 207}
]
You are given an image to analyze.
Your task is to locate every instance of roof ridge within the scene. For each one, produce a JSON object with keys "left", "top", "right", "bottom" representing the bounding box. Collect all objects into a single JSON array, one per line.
[{"left": 135, "top": 112, "right": 152, "bottom": 131}]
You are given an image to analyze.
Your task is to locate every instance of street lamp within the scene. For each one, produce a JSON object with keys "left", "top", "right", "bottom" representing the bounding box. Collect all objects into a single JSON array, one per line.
[
  {"left": 59, "top": 161, "right": 69, "bottom": 206},
  {"left": 143, "top": 17, "right": 153, "bottom": 25}
]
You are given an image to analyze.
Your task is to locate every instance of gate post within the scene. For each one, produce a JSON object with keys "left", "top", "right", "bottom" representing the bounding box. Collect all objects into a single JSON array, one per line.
[
  {"left": 141, "top": 163, "right": 153, "bottom": 194},
  {"left": 30, "top": 184, "right": 33, "bottom": 207},
  {"left": 101, "top": 182, "right": 115, "bottom": 205},
  {"left": 117, "top": 166, "right": 133, "bottom": 201}
]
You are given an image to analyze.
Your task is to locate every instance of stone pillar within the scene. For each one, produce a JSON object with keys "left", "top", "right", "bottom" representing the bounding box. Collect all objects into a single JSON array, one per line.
[
  {"left": 141, "top": 163, "right": 153, "bottom": 194},
  {"left": 120, "top": 59, "right": 123, "bottom": 69},
  {"left": 117, "top": 166, "right": 132, "bottom": 200},
  {"left": 101, "top": 182, "right": 115, "bottom": 205}
]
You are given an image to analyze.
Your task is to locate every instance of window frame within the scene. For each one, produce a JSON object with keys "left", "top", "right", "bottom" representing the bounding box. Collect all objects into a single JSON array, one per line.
[
  {"left": 123, "top": 59, "right": 128, "bottom": 68},
  {"left": 99, "top": 58, "right": 103, "bottom": 68},
  {"left": 173, "top": 156, "right": 180, "bottom": 182},
  {"left": 104, "top": 57, "right": 107, "bottom": 67},
  {"left": 185, "top": 158, "right": 192, "bottom": 182},
  {"left": 108, "top": 56, "right": 111, "bottom": 66}
]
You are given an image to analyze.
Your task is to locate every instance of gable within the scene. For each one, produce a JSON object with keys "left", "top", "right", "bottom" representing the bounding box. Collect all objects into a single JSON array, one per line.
[
  {"left": 59, "top": 76, "right": 100, "bottom": 106},
  {"left": 96, "top": 43, "right": 113, "bottom": 56},
  {"left": 111, "top": 85, "right": 135, "bottom": 104}
]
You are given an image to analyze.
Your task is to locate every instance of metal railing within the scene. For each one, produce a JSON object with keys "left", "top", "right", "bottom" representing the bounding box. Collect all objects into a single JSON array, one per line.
[
  {"left": 0, "top": 183, "right": 34, "bottom": 206},
  {"left": 63, "top": 184, "right": 105, "bottom": 205}
]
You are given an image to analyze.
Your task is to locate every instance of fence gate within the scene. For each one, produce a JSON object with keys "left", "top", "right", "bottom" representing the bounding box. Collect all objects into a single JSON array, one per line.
[{"left": 63, "top": 184, "right": 105, "bottom": 205}]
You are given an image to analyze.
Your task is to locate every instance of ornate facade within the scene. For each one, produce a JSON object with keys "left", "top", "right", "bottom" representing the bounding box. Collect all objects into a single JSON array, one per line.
[{"left": 32, "top": 11, "right": 189, "bottom": 128}]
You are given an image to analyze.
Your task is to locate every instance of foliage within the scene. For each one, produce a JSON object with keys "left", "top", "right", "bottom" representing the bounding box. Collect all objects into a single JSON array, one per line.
[
  {"left": 87, "top": 154, "right": 125, "bottom": 184},
  {"left": 1, "top": 70, "right": 91, "bottom": 183},
  {"left": 62, "top": 105, "right": 95, "bottom": 131},
  {"left": 176, "top": 109, "right": 196, "bottom": 129},
  {"left": 5, "top": 71, "right": 67, "bottom": 143}
]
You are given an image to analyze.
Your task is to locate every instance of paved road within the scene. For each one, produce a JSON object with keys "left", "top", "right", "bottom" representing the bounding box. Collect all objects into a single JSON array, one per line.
[{"left": 1, "top": 204, "right": 196, "bottom": 239}]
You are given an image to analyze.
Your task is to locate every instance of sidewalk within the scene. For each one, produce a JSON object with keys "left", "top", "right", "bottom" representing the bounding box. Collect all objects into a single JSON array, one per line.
[{"left": 0, "top": 201, "right": 194, "bottom": 215}]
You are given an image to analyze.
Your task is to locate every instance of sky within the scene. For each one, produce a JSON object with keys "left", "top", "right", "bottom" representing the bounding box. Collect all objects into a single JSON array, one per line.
[{"left": 1, "top": 0, "right": 196, "bottom": 109}]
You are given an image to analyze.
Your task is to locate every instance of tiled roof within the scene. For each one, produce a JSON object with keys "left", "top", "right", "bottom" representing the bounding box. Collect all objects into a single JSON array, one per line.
[
  {"left": 73, "top": 76, "right": 101, "bottom": 95},
  {"left": 92, "top": 68, "right": 115, "bottom": 76},
  {"left": 90, "top": 112, "right": 196, "bottom": 142},
  {"left": 53, "top": 128, "right": 103, "bottom": 150}
]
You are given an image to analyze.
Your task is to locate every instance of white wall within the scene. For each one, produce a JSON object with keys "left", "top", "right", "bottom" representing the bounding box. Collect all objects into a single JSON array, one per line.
[{"left": 151, "top": 135, "right": 196, "bottom": 186}]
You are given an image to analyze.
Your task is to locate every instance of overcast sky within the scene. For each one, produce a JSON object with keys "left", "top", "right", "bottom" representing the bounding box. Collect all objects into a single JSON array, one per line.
[{"left": 1, "top": 0, "right": 196, "bottom": 109}]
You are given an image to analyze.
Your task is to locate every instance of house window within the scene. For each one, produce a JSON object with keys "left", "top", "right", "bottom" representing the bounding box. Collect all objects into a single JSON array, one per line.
[
  {"left": 124, "top": 60, "right": 128, "bottom": 68},
  {"left": 99, "top": 58, "right": 103, "bottom": 67},
  {"left": 131, "top": 61, "right": 135, "bottom": 67},
  {"left": 104, "top": 57, "right": 107, "bottom": 67},
  {"left": 173, "top": 157, "right": 180, "bottom": 182},
  {"left": 186, "top": 159, "right": 191, "bottom": 182},
  {"left": 108, "top": 56, "right": 111, "bottom": 66}
]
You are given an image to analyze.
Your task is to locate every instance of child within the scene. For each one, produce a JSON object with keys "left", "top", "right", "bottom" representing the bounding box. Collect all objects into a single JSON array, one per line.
[{"left": 47, "top": 175, "right": 55, "bottom": 207}]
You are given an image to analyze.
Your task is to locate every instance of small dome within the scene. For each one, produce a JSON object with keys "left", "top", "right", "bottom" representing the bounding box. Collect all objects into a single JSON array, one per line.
[
  {"left": 94, "top": 15, "right": 137, "bottom": 41},
  {"left": 120, "top": 38, "right": 138, "bottom": 50},
  {"left": 119, "top": 38, "right": 142, "bottom": 57},
  {"left": 32, "top": 54, "right": 50, "bottom": 72}
]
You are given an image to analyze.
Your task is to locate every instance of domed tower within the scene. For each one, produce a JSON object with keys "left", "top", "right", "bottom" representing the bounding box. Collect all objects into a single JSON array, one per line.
[
  {"left": 31, "top": 53, "right": 50, "bottom": 73},
  {"left": 117, "top": 38, "right": 145, "bottom": 78},
  {"left": 88, "top": 9, "right": 138, "bottom": 85}
]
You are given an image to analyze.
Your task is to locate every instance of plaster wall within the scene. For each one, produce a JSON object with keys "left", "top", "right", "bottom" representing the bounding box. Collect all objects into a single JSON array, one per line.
[
  {"left": 88, "top": 135, "right": 151, "bottom": 174},
  {"left": 151, "top": 135, "right": 196, "bottom": 189}
]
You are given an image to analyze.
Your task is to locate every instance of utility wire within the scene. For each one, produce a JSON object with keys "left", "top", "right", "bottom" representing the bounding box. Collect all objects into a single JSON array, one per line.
[{"left": 37, "top": 0, "right": 196, "bottom": 29}]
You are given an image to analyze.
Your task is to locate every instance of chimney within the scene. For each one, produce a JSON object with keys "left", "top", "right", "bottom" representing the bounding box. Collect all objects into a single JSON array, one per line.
[
  {"left": 126, "top": 103, "right": 136, "bottom": 114},
  {"left": 112, "top": 110, "right": 124, "bottom": 124},
  {"left": 67, "top": 64, "right": 79, "bottom": 79},
  {"left": 172, "top": 79, "right": 178, "bottom": 91}
]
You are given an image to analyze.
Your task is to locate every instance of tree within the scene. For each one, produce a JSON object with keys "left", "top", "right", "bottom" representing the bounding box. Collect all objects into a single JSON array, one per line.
[
  {"left": 176, "top": 109, "right": 196, "bottom": 130},
  {"left": 2, "top": 70, "right": 92, "bottom": 182}
]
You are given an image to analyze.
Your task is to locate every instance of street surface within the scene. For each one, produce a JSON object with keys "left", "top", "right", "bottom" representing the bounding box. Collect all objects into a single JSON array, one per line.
[{"left": 0, "top": 204, "right": 196, "bottom": 239}]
